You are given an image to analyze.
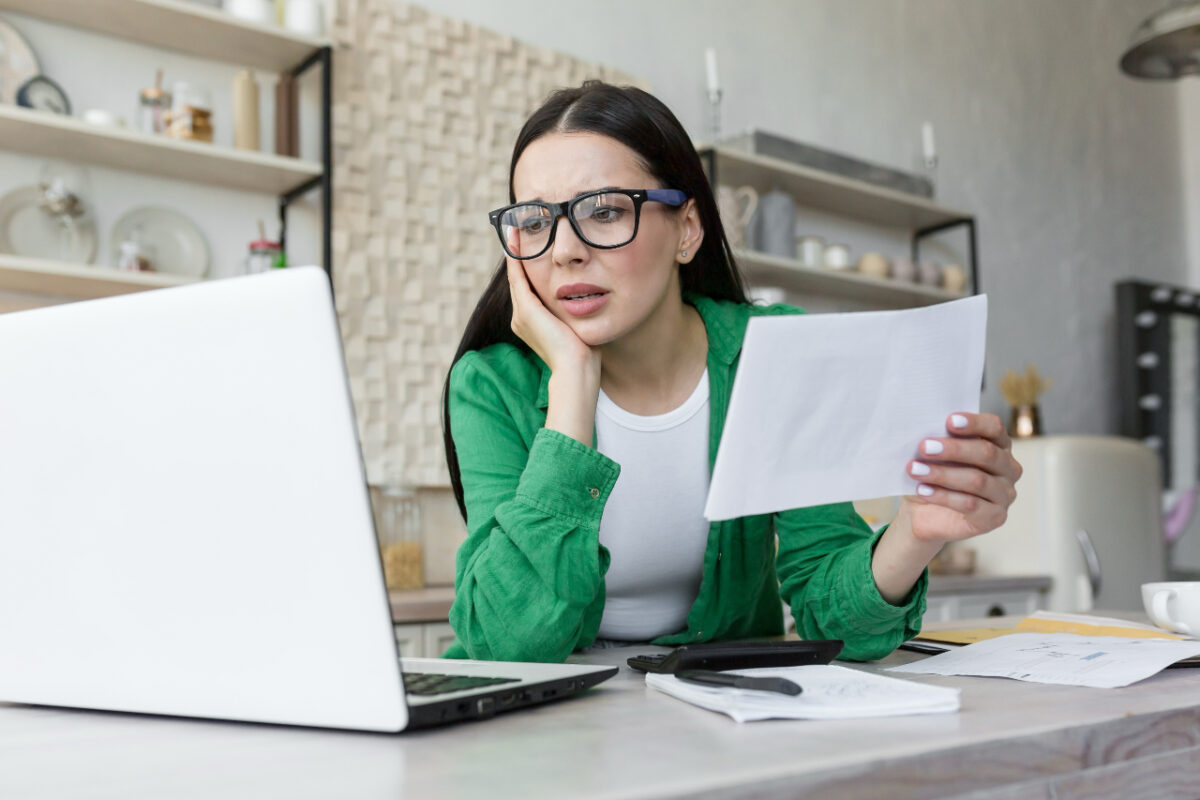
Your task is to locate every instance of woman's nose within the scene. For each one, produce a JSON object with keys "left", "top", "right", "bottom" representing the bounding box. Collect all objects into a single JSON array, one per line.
[{"left": 551, "top": 215, "right": 587, "bottom": 266}]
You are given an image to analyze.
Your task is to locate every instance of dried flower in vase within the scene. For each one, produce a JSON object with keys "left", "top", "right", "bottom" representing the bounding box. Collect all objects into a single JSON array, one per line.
[{"left": 999, "top": 364, "right": 1050, "bottom": 437}]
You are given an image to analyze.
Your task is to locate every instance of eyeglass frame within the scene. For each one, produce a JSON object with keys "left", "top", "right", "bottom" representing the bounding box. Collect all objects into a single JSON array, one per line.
[{"left": 487, "top": 188, "right": 688, "bottom": 260}]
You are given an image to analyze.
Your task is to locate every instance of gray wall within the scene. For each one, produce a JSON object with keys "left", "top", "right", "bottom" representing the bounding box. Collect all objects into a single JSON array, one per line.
[
  {"left": 412, "top": 0, "right": 1189, "bottom": 435},
  {"left": 1183, "top": 79, "right": 1200, "bottom": 286}
]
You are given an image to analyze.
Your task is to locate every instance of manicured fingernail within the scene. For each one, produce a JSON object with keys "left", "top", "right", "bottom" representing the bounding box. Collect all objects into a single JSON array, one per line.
[
  {"left": 923, "top": 439, "right": 944, "bottom": 455},
  {"left": 910, "top": 461, "right": 931, "bottom": 476},
  {"left": 951, "top": 414, "right": 968, "bottom": 429},
  {"left": 917, "top": 484, "right": 934, "bottom": 496}
]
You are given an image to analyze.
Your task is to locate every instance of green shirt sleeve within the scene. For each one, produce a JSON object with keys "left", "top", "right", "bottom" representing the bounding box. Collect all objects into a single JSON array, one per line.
[
  {"left": 775, "top": 502, "right": 927, "bottom": 661},
  {"left": 445, "top": 352, "right": 619, "bottom": 662}
]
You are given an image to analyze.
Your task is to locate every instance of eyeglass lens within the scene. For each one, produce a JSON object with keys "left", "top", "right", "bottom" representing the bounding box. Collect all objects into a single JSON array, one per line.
[{"left": 499, "top": 192, "right": 638, "bottom": 258}]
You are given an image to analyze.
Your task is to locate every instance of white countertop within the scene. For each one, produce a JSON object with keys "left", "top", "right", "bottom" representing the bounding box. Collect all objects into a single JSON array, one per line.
[{"left": 3, "top": 616, "right": 1198, "bottom": 799}]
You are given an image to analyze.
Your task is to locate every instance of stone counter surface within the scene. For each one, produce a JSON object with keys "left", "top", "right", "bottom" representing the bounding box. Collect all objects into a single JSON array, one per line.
[{"left": 389, "top": 575, "right": 1053, "bottom": 624}]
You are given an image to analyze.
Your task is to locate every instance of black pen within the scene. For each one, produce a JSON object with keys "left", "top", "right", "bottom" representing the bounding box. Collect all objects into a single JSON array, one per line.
[{"left": 675, "top": 669, "right": 802, "bottom": 696}]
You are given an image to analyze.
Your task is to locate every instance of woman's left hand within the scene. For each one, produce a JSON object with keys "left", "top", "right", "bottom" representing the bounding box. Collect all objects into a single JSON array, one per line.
[{"left": 901, "top": 412, "right": 1023, "bottom": 543}]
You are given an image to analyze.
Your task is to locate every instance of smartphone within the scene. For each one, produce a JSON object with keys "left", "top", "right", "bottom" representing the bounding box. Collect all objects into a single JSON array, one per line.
[{"left": 626, "top": 639, "right": 843, "bottom": 673}]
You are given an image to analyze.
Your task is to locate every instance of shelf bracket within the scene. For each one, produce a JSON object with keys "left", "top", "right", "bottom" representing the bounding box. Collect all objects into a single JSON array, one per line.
[{"left": 912, "top": 217, "right": 978, "bottom": 296}]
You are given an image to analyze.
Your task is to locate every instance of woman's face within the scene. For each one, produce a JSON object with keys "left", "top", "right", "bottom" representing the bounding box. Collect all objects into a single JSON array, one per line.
[{"left": 509, "top": 132, "right": 700, "bottom": 348}]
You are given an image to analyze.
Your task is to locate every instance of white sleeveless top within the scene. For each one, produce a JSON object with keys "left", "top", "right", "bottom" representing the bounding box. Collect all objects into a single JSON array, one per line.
[{"left": 594, "top": 370, "right": 711, "bottom": 641}]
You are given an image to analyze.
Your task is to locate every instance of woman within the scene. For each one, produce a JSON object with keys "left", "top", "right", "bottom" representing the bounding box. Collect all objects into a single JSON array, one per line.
[{"left": 440, "top": 81, "right": 1021, "bottom": 663}]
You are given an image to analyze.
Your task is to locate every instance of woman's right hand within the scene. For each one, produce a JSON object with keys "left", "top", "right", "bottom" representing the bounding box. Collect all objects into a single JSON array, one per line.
[
  {"left": 506, "top": 257, "right": 601, "bottom": 445},
  {"left": 506, "top": 257, "right": 599, "bottom": 377}
]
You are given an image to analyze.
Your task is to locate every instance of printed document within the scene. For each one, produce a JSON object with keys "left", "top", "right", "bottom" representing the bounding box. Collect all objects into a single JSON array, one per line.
[
  {"left": 889, "top": 632, "right": 1200, "bottom": 688},
  {"left": 646, "top": 665, "right": 960, "bottom": 723},
  {"left": 704, "top": 295, "right": 988, "bottom": 520}
]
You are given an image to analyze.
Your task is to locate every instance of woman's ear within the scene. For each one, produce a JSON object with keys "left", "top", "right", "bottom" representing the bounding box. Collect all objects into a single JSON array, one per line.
[{"left": 678, "top": 199, "right": 705, "bottom": 263}]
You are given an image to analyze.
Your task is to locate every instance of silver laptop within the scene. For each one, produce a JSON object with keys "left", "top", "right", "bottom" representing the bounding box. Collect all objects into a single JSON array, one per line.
[{"left": 0, "top": 267, "right": 615, "bottom": 732}]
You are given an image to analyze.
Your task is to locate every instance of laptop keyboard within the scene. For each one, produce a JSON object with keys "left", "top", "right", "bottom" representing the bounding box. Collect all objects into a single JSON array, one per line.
[{"left": 402, "top": 671, "right": 519, "bottom": 696}]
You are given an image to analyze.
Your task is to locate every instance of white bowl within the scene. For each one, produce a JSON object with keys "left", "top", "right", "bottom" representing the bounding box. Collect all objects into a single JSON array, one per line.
[
  {"left": 223, "top": 0, "right": 275, "bottom": 26},
  {"left": 81, "top": 108, "right": 125, "bottom": 128}
]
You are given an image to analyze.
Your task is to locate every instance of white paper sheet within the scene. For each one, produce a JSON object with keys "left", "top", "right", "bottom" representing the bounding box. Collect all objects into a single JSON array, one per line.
[
  {"left": 645, "top": 665, "right": 960, "bottom": 723},
  {"left": 888, "top": 632, "right": 1200, "bottom": 688},
  {"left": 704, "top": 295, "right": 988, "bottom": 520}
]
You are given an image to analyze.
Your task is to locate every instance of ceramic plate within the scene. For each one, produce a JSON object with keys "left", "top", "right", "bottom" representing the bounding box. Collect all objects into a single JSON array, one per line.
[
  {"left": 110, "top": 206, "right": 210, "bottom": 278},
  {"left": 0, "top": 19, "right": 40, "bottom": 104},
  {"left": 0, "top": 184, "right": 98, "bottom": 264}
]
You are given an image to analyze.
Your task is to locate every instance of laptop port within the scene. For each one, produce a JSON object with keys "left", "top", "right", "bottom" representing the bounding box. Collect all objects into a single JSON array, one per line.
[{"left": 499, "top": 693, "right": 515, "bottom": 706}]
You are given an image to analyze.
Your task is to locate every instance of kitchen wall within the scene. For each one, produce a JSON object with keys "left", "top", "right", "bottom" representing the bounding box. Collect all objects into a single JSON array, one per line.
[
  {"left": 411, "top": 0, "right": 1190, "bottom": 439},
  {"left": 3, "top": 1, "right": 1191, "bottom": 584}
]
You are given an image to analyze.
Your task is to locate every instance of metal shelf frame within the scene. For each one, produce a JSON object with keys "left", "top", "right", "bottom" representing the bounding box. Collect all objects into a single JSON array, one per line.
[{"left": 278, "top": 45, "right": 333, "bottom": 279}]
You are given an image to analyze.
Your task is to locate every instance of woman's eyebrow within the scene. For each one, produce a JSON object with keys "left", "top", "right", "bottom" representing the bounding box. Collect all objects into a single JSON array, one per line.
[{"left": 517, "top": 185, "right": 624, "bottom": 204}]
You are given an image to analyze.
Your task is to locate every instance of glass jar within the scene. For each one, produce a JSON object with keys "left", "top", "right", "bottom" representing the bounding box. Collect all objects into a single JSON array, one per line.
[
  {"left": 244, "top": 239, "right": 282, "bottom": 274},
  {"left": 166, "top": 82, "right": 213, "bottom": 143},
  {"left": 138, "top": 85, "right": 171, "bottom": 135},
  {"left": 375, "top": 486, "right": 424, "bottom": 591},
  {"left": 116, "top": 240, "right": 151, "bottom": 272}
]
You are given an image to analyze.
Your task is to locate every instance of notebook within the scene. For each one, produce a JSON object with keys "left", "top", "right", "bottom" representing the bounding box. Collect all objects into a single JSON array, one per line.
[
  {"left": 0, "top": 267, "right": 615, "bottom": 732},
  {"left": 646, "top": 665, "right": 960, "bottom": 722}
]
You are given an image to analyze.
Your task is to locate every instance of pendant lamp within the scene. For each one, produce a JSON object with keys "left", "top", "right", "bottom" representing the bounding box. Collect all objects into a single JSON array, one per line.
[{"left": 1120, "top": 0, "right": 1200, "bottom": 79}]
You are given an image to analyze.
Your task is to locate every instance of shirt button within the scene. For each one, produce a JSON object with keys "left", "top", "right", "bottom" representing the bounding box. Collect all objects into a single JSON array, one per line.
[
  {"left": 717, "top": 552, "right": 723, "bottom": 562},
  {"left": 589, "top": 487, "right": 600, "bottom": 499}
]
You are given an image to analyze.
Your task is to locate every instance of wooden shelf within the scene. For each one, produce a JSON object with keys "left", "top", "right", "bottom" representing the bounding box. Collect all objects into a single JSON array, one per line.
[
  {"left": 0, "top": 105, "right": 321, "bottom": 194},
  {"left": 0, "top": 253, "right": 194, "bottom": 299},
  {"left": 735, "top": 249, "right": 966, "bottom": 308},
  {"left": 0, "top": 0, "right": 330, "bottom": 73},
  {"left": 704, "top": 145, "right": 971, "bottom": 230}
]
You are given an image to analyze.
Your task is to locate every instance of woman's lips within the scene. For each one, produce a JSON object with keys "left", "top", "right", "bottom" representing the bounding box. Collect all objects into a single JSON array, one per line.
[
  {"left": 560, "top": 293, "right": 610, "bottom": 316},
  {"left": 557, "top": 284, "right": 610, "bottom": 317}
]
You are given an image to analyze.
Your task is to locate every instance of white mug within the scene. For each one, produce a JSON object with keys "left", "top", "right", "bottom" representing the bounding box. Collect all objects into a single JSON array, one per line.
[
  {"left": 284, "top": 0, "right": 325, "bottom": 37},
  {"left": 795, "top": 235, "right": 824, "bottom": 268},
  {"left": 1142, "top": 581, "right": 1200, "bottom": 636},
  {"left": 822, "top": 243, "right": 851, "bottom": 270}
]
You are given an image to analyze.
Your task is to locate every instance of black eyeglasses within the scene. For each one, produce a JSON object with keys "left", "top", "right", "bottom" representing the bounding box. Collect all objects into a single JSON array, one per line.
[{"left": 488, "top": 188, "right": 687, "bottom": 260}]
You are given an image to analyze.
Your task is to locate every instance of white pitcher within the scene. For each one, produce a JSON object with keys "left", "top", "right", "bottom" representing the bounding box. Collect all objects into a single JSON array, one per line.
[{"left": 716, "top": 185, "right": 758, "bottom": 251}]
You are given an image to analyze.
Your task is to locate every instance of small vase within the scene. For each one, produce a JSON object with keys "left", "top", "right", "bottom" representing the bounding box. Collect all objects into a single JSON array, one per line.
[{"left": 1010, "top": 404, "right": 1042, "bottom": 438}]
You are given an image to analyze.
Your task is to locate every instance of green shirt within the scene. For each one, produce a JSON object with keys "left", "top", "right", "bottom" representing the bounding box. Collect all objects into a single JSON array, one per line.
[{"left": 442, "top": 294, "right": 927, "bottom": 662}]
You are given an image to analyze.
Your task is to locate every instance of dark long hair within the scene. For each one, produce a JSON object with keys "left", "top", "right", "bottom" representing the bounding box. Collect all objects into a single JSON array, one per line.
[{"left": 443, "top": 81, "right": 749, "bottom": 520}]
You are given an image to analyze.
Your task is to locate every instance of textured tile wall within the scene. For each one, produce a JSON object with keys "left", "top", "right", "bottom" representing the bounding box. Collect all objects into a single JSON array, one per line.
[{"left": 328, "top": 0, "right": 642, "bottom": 490}]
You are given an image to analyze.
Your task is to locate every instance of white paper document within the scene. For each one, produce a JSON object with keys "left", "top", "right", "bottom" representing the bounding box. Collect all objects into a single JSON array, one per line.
[
  {"left": 888, "top": 632, "right": 1200, "bottom": 688},
  {"left": 645, "top": 665, "right": 961, "bottom": 723},
  {"left": 704, "top": 295, "right": 988, "bottom": 521}
]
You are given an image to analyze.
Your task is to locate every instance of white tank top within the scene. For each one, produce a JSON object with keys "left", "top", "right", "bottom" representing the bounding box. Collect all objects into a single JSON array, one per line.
[{"left": 595, "top": 370, "right": 711, "bottom": 641}]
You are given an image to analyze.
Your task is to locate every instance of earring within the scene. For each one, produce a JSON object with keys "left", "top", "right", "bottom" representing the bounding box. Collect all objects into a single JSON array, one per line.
[{"left": 681, "top": 250, "right": 688, "bottom": 259}]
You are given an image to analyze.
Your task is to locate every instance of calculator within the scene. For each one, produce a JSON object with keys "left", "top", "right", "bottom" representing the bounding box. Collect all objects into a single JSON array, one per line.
[{"left": 626, "top": 639, "right": 844, "bottom": 673}]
